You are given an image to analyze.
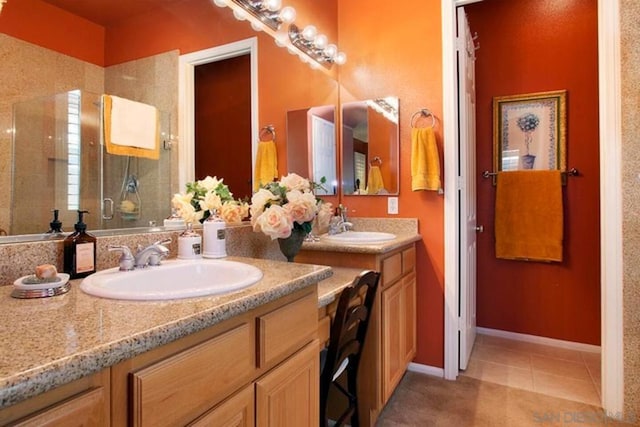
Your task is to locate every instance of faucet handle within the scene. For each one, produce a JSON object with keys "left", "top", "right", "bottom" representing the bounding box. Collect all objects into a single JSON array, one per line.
[
  {"left": 153, "top": 238, "right": 172, "bottom": 246},
  {"left": 108, "top": 245, "right": 135, "bottom": 271}
]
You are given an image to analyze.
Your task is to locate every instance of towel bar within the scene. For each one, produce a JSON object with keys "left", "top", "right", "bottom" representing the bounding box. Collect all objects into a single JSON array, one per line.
[{"left": 482, "top": 168, "right": 579, "bottom": 185}]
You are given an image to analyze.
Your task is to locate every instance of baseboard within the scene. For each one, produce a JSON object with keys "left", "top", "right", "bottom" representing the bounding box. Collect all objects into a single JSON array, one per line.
[
  {"left": 477, "top": 327, "right": 601, "bottom": 354},
  {"left": 407, "top": 362, "right": 444, "bottom": 378}
]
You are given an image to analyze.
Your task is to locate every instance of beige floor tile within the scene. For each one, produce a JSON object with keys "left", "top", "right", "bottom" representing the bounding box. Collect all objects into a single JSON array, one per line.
[
  {"left": 471, "top": 342, "right": 532, "bottom": 369},
  {"left": 528, "top": 344, "right": 586, "bottom": 363},
  {"left": 531, "top": 354, "right": 592, "bottom": 381},
  {"left": 581, "top": 350, "right": 601, "bottom": 366},
  {"left": 533, "top": 371, "right": 601, "bottom": 406},
  {"left": 461, "top": 358, "right": 534, "bottom": 391}
]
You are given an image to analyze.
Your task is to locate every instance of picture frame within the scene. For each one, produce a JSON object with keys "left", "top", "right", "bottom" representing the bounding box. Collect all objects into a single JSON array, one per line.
[{"left": 492, "top": 90, "right": 567, "bottom": 180}]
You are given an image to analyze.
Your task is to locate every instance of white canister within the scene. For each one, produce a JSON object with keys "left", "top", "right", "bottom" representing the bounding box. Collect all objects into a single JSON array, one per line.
[
  {"left": 177, "top": 223, "right": 202, "bottom": 259},
  {"left": 202, "top": 211, "right": 226, "bottom": 258}
]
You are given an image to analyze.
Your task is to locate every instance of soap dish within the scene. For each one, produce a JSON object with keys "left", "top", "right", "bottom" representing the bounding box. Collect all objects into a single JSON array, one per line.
[{"left": 11, "top": 274, "right": 71, "bottom": 299}]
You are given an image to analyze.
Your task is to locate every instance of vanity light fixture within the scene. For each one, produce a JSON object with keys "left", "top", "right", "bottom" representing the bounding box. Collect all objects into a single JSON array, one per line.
[
  {"left": 367, "top": 97, "right": 399, "bottom": 124},
  {"left": 288, "top": 24, "right": 346, "bottom": 68},
  {"left": 213, "top": 0, "right": 346, "bottom": 69},
  {"left": 216, "top": 0, "right": 296, "bottom": 31}
]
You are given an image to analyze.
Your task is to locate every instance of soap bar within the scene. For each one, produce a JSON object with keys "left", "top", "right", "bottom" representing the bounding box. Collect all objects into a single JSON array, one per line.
[{"left": 35, "top": 264, "right": 58, "bottom": 279}]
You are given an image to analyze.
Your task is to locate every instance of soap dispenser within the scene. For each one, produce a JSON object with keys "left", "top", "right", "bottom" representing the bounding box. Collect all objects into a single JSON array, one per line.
[
  {"left": 46, "top": 209, "right": 63, "bottom": 234},
  {"left": 63, "top": 210, "right": 97, "bottom": 279},
  {"left": 202, "top": 209, "right": 226, "bottom": 258}
]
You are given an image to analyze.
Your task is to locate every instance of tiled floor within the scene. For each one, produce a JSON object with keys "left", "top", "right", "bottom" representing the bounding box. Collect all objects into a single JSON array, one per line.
[{"left": 460, "top": 333, "right": 601, "bottom": 406}]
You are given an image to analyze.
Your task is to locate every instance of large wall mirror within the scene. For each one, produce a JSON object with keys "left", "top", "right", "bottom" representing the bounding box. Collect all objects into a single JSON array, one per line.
[
  {"left": 341, "top": 97, "right": 399, "bottom": 196},
  {"left": 0, "top": 0, "right": 339, "bottom": 242},
  {"left": 286, "top": 106, "right": 337, "bottom": 195}
]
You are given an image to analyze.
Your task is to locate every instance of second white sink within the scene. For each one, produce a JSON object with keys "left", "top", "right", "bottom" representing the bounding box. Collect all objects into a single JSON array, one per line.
[
  {"left": 322, "top": 231, "right": 397, "bottom": 245},
  {"left": 80, "top": 259, "right": 263, "bottom": 301}
]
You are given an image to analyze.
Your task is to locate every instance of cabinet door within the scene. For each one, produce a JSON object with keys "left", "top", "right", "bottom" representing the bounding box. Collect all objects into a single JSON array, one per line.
[
  {"left": 381, "top": 282, "right": 403, "bottom": 404},
  {"left": 402, "top": 273, "right": 417, "bottom": 366},
  {"left": 189, "top": 384, "right": 254, "bottom": 427},
  {"left": 256, "top": 340, "right": 319, "bottom": 427}
]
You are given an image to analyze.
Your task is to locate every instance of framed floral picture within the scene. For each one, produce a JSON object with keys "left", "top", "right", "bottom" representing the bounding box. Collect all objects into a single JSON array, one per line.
[{"left": 492, "top": 90, "right": 567, "bottom": 178}]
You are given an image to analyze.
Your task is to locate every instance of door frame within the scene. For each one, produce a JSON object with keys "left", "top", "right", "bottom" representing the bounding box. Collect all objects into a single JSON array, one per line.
[
  {"left": 178, "top": 37, "right": 259, "bottom": 189},
  {"left": 441, "top": 0, "right": 624, "bottom": 415}
]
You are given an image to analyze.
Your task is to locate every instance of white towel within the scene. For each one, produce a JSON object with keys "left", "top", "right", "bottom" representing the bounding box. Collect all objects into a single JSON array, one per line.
[{"left": 102, "top": 95, "right": 159, "bottom": 159}]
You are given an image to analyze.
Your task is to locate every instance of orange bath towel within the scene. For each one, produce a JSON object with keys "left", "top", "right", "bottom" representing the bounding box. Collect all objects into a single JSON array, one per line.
[{"left": 495, "top": 170, "right": 563, "bottom": 262}]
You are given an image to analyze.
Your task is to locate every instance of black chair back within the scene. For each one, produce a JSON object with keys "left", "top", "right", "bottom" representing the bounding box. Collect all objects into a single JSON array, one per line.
[{"left": 320, "top": 270, "right": 380, "bottom": 427}]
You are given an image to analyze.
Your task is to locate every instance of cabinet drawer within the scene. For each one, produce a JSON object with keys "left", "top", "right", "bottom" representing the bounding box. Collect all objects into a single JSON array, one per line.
[
  {"left": 257, "top": 291, "right": 316, "bottom": 368},
  {"left": 11, "top": 387, "right": 106, "bottom": 427},
  {"left": 131, "top": 322, "right": 254, "bottom": 427},
  {"left": 188, "top": 384, "right": 254, "bottom": 427},
  {"left": 382, "top": 252, "right": 402, "bottom": 287},
  {"left": 403, "top": 246, "right": 416, "bottom": 273}
]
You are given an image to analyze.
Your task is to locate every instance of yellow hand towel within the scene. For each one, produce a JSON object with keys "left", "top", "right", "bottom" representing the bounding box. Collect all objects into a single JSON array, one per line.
[
  {"left": 102, "top": 95, "right": 160, "bottom": 160},
  {"left": 254, "top": 139, "right": 278, "bottom": 190},
  {"left": 495, "top": 170, "right": 563, "bottom": 262},
  {"left": 366, "top": 165, "right": 385, "bottom": 195},
  {"left": 411, "top": 127, "right": 441, "bottom": 191}
]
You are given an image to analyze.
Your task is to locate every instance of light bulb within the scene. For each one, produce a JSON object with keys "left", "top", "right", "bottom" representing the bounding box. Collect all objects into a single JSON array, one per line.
[
  {"left": 302, "top": 25, "right": 317, "bottom": 41},
  {"left": 233, "top": 8, "right": 247, "bottom": 20},
  {"left": 324, "top": 44, "right": 337, "bottom": 59},
  {"left": 335, "top": 52, "right": 347, "bottom": 65},
  {"left": 298, "top": 53, "right": 309, "bottom": 64},
  {"left": 309, "top": 61, "right": 321, "bottom": 70},
  {"left": 279, "top": 6, "right": 296, "bottom": 24},
  {"left": 213, "top": 0, "right": 227, "bottom": 7},
  {"left": 264, "top": 0, "right": 281, "bottom": 12},
  {"left": 250, "top": 21, "right": 263, "bottom": 32},
  {"left": 274, "top": 32, "right": 288, "bottom": 47},
  {"left": 314, "top": 34, "right": 328, "bottom": 49}
]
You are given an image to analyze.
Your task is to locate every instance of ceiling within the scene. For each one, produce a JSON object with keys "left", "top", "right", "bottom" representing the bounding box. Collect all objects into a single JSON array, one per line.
[{"left": 41, "top": 0, "right": 181, "bottom": 26}]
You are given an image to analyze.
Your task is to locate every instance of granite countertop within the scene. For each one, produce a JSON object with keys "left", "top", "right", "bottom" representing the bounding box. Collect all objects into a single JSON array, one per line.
[
  {"left": 317, "top": 266, "right": 367, "bottom": 308},
  {"left": 0, "top": 257, "right": 332, "bottom": 409},
  {"left": 302, "top": 218, "right": 421, "bottom": 254}
]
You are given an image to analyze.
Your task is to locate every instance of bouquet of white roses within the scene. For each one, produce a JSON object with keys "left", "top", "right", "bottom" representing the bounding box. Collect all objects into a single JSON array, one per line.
[
  {"left": 172, "top": 176, "right": 249, "bottom": 224},
  {"left": 250, "top": 173, "right": 327, "bottom": 239}
]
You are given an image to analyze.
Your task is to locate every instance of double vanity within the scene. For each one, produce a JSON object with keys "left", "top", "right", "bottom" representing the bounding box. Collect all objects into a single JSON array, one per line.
[{"left": 0, "top": 219, "right": 420, "bottom": 426}]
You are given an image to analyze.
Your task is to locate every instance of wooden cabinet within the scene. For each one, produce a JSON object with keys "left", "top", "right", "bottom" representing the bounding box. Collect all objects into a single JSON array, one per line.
[
  {"left": 0, "top": 370, "right": 110, "bottom": 426},
  {"left": 256, "top": 340, "right": 319, "bottom": 427},
  {"left": 111, "top": 287, "right": 318, "bottom": 427},
  {"left": 300, "top": 243, "right": 416, "bottom": 426}
]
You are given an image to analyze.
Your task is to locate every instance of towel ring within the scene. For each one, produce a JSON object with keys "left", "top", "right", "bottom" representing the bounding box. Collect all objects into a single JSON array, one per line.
[
  {"left": 259, "top": 125, "right": 276, "bottom": 142},
  {"left": 370, "top": 156, "right": 382, "bottom": 166},
  {"left": 411, "top": 109, "right": 436, "bottom": 129}
]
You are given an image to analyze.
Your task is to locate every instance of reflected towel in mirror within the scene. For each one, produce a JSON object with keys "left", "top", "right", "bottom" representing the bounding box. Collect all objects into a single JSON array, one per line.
[
  {"left": 102, "top": 94, "right": 160, "bottom": 160},
  {"left": 366, "top": 165, "right": 385, "bottom": 194},
  {"left": 411, "top": 127, "right": 441, "bottom": 191},
  {"left": 254, "top": 139, "right": 278, "bottom": 190}
]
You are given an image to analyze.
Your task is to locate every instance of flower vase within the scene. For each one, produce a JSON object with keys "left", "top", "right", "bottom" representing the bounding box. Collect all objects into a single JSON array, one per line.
[{"left": 278, "top": 228, "right": 307, "bottom": 262}]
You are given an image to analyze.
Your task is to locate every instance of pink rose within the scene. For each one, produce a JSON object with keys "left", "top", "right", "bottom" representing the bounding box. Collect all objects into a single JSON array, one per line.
[
  {"left": 280, "top": 173, "right": 310, "bottom": 191},
  {"left": 284, "top": 190, "right": 317, "bottom": 224},
  {"left": 253, "top": 205, "right": 293, "bottom": 239},
  {"left": 220, "top": 202, "right": 245, "bottom": 224}
]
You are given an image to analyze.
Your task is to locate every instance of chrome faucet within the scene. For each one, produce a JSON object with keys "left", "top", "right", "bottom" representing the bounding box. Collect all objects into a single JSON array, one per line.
[
  {"left": 108, "top": 238, "right": 171, "bottom": 271},
  {"left": 328, "top": 205, "right": 354, "bottom": 235},
  {"left": 134, "top": 239, "right": 171, "bottom": 268}
]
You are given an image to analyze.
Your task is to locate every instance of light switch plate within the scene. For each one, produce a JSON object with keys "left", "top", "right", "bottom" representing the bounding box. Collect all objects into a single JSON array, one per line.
[{"left": 387, "top": 197, "right": 399, "bottom": 214}]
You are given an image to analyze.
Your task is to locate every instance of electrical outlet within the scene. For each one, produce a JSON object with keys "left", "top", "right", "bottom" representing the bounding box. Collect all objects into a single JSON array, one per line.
[{"left": 387, "top": 197, "right": 399, "bottom": 214}]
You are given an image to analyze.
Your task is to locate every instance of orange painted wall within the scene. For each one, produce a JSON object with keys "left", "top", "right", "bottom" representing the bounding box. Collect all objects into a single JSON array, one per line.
[
  {"left": 338, "top": 0, "right": 445, "bottom": 367},
  {"left": 0, "top": 0, "right": 104, "bottom": 65},
  {"left": 466, "top": 0, "right": 600, "bottom": 344}
]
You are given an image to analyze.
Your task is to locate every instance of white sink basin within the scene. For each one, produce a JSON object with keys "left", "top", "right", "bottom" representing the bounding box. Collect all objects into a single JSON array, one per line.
[
  {"left": 80, "top": 259, "right": 263, "bottom": 301},
  {"left": 322, "top": 231, "right": 397, "bottom": 245}
]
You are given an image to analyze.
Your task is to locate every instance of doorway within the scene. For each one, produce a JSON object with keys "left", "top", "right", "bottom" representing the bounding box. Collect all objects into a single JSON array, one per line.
[
  {"left": 442, "top": 0, "right": 624, "bottom": 415},
  {"left": 178, "top": 38, "right": 258, "bottom": 191},
  {"left": 194, "top": 55, "right": 252, "bottom": 200}
]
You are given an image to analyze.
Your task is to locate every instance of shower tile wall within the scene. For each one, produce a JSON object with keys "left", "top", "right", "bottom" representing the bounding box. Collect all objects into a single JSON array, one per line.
[
  {"left": 0, "top": 35, "right": 103, "bottom": 234},
  {"left": 103, "top": 50, "right": 179, "bottom": 229}
]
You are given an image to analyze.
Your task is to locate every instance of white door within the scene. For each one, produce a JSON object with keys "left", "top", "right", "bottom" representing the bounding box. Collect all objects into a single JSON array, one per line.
[
  {"left": 457, "top": 6, "right": 478, "bottom": 371},
  {"left": 311, "top": 115, "right": 336, "bottom": 195}
]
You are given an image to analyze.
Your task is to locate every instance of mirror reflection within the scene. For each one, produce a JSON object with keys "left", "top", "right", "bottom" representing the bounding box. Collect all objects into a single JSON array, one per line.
[
  {"left": 286, "top": 106, "right": 337, "bottom": 195},
  {"left": 341, "top": 97, "right": 399, "bottom": 196},
  {"left": 0, "top": 0, "right": 340, "bottom": 242}
]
